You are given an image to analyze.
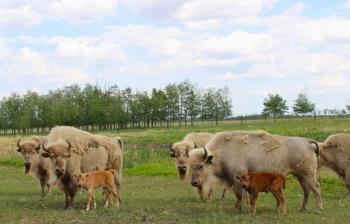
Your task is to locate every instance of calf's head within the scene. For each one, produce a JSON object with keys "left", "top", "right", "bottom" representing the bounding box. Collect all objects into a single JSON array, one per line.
[
  {"left": 236, "top": 174, "right": 250, "bottom": 189},
  {"left": 41, "top": 140, "right": 72, "bottom": 177},
  {"left": 170, "top": 141, "right": 197, "bottom": 180},
  {"left": 75, "top": 173, "right": 87, "bottom": 188},
  {"left": 16, "top": 139, "right": 41, "bottom": 174},
  {"left": 189, "top": 147, "right": 214, "bottom": 187}
]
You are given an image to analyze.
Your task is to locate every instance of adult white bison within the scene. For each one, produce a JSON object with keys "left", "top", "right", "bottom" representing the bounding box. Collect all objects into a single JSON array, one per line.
[
  {"left": 317, "top": 134, "right": 350, "bottom": 196},
  {"left": 16, "top": 136, "right": 57, "bottom": 196},
  {"left": 170, "top": 132, "right": 214, "bottom": 180},
  {"left": 41, "top": 126, "right": 123, "bottom": 209},
  {"left": 188, "top": 131, "right": 323, "bottom": 213}
]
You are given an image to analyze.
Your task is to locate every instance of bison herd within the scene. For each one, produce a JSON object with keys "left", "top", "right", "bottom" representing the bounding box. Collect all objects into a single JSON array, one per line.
[{"left": 15, "top": 127, "right": 350, "bottom": 215}]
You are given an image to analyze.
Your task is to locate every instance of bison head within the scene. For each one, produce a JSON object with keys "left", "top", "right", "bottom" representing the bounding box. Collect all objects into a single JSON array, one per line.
[
  {"left": 75, "top": 173, "right": 87, "bottom": 188},
  {"left": 236, "top": 174, "right": 250, "bottom": 190},
  {"left": 41, "top": 140, "right": 72, "bottom": 177},
  {"left": 170, "top": 141, "right": 197, "bottom": 181},
  {"left": 189, "top": 146, "right": 214, "bottom": 187},
  {"left": 16, "top": 139, "right": 41, "bottom": 174}
]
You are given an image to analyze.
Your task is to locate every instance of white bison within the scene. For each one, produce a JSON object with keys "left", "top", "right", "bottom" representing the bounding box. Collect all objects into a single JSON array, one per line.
[
  {"left": 41, "top": 126, "right": 123, "bottom": 209},
  {"left": 188, "top": 131, "right": 323, "bottom": 213},
  {"left": 16, "top": 136, "right": 58, "bottom": 196},
  {"left": 317, "top": 134, "right": 350, "bottom": 196}
]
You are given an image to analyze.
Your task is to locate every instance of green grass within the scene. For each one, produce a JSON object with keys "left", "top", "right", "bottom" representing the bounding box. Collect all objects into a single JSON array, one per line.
[
  {"left": 1, "top": 117, "right": 350, "bottom": 223},
  {"left": 0, "top": 166, "right": 349, "bottom": 224}
]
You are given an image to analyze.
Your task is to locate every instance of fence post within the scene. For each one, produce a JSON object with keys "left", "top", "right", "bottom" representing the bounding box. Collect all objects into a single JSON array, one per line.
[{"left": 240, "top": 116, "right": 243, "bottom": 125}]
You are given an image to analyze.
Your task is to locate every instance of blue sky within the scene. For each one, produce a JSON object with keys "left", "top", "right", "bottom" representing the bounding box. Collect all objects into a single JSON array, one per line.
[{"left": 1, "top": 0, "right": 350, "bottom": 115}]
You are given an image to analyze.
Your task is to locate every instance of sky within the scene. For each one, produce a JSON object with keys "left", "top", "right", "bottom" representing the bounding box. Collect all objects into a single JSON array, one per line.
[{"left": 1, "top": 0, "right": 350, "bottom": 116}]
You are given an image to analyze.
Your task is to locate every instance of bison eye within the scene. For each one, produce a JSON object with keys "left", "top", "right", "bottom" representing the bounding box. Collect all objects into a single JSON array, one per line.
[{"left": 199, "top": 165, "right": 203, "bottom": 169}]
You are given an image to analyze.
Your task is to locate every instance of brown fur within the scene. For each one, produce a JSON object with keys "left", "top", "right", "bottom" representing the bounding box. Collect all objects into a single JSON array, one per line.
[
  {"left": 75, "top": 169, "right": 119, "bottom": 211},
  {"left": 236, "top": 172, "right": 286, "bottom": 215},
  {"left": 318, "top": 134, "right": 350, "bottom": 196}
]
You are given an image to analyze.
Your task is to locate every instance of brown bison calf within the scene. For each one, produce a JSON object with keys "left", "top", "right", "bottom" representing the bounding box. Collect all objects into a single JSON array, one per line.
[
  {"left": 236, "top": 172, "right": 286, "bottom": 215},
  {"left": 75, "top": 169, "right": 119, "bottom": 211}
]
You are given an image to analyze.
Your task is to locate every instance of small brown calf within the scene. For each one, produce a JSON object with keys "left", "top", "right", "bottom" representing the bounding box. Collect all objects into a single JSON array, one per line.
[
  {"left": 75, "top": 169, "right": 119, "bottom": 211},
  {"left": 236, "top": 172, "right": 286, "bottom": 215}
]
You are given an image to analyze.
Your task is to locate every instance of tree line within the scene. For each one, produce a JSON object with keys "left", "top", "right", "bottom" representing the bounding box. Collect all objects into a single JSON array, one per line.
[{"left": 0, "top": 80, "right": 232, "bottom": 134}]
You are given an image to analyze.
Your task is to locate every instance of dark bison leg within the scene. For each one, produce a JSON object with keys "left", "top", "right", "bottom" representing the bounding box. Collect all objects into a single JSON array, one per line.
[
  {"left": 221, "top": 188, "right": 226, "bottom": 200},
  {"left": 233, "top": 183, "right": 243, "bottom": 212}
]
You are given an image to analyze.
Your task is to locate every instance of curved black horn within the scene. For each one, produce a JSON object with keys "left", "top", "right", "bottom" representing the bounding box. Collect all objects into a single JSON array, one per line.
[
  {"left": 203, "top": 146, "right": 208, "bottom": 160},
  {"left": 42, "top": 141, "right": 49, "bottom": 153},
  {"left": 194, "top": 142, "right": 198, "bottom": 148}
]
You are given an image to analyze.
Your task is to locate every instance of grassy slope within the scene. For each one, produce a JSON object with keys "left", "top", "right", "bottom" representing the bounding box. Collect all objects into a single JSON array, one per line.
[{"left": 0, "top": 166, "right": 349, "bottom": 224}]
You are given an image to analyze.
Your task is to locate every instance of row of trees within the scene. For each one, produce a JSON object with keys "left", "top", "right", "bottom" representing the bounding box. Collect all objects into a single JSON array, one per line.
[
  {"left": 262, "top": 93, "right": 316, "bottom": 121},
  {"left": 0, "top": 80, "right": 232, "bottom": 133}
]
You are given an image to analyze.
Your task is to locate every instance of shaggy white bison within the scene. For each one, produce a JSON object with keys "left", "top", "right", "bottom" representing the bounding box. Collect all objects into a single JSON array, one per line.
[
  {"left": 170, "top": 132, "right": 229, "bottom": 201},
  {"left": 16, "top": 136, "right": 57, "bottom": 196},
  {"left": 318, "top": 134, "right": 350, "bottom": 196},
  {"left": 41, "top": 126, "right": 123, "bottom": 209},
  {"left": 170, "top": 132, "right": 214, "bottom": 180},
  {"left": 189, "top": 131, "right": 323, "bottom": 213}
]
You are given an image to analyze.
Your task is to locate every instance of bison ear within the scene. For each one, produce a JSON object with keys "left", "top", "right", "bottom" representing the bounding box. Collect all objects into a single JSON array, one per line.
[
  {"left": 205, "top": 155, "right": 213, "bottom": 164},
  {"left": 41, "top": 152, "right": 50, "bottom": 158}
]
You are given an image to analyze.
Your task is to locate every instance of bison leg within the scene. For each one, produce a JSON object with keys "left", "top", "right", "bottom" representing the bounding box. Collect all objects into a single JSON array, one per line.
[
  {"left": 304, "top": 175, "right": 322, "bottom": 214},
  {"left": 114, "top": 173, "right": 122, "bottom": 203},
  {"left": 46, "top": 184, "right": 52, "bottom": 195},
  {"left": 221, "top": 188, "right": 226, "bottom": 200},
  {"left": 296, "top": 175, "right": 310, "bottom": 211},
  {"left": 207, "top": 187, "right": 214, "bottom": 203},
  {"left": 104, "top": 191, "right": 110, "bottom": 208},
  {"left": 249, "top": 193, "right": 258, "bottom": 216},
  {"left": 85, "top": 190, "right": 93, "bottom": 211},
  {"left": 272, "top": 189, "right": 286, "bottom": 213},
  {"left": 344, "top": 166, "right": 350, "bottom": 197},
  {"left": 92, "top": 194, "right": 97, "bottom": 209},
  {"left": 233, "top": 184, "right": 243, "bottom": 212},
  {"left": 197, "top": 186, "right": 205, "bottom": 201},
  {"left": 40, "top": 179, "right": 46, "bottom": 197},
  {"left": 65, "top": 192, "right": 70, "bottom": 209}
]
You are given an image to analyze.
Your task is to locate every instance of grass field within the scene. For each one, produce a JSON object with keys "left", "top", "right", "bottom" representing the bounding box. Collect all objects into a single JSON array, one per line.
[{"left": 1, "top": 118, "right": 350, "bottom": 223}]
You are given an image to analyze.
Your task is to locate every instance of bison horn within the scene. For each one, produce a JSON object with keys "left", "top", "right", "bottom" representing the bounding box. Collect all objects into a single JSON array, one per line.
[
  {"left": 66, "top": 140, "right": 72, "bottom": 154},
  {"left": 185, "top": 147, "right": 190, "bottom": 157},
  {"left": 17, "top": 139, "right": 21, "bottom": 149},
  {"left": 169, "top": 143, "right": 176, "bottom": 157},
  {"left": 42, "top": 141, "right": 49, "bottom": 153},
  {"left": 203, "top": 146, "right": 208, "bottom": 160},
  {"left": 169, "top": 143, "right": 174, "bottom": 152},
  {"left": 194, "top": 142, "right": 198, "bottom": 148}
]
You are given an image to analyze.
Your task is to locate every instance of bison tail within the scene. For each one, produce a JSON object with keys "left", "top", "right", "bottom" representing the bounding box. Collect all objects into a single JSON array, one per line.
[{"left": 309, "top": 141, "right": 320, "bottom": 157}]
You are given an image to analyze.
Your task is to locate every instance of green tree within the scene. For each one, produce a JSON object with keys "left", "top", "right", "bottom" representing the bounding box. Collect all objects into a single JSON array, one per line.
[
  {"left": 293, "top": 93, "right": 315, "bottom": 117},
  {"left": 263, "top": 93, "right": 288, "bottom": 122}
]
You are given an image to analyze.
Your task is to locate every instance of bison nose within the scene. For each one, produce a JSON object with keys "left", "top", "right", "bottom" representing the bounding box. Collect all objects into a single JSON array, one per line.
[
  {"left": 191, "top": 181, "right": 199, "bottom": 187},
  {"left": 55, "top": 169, "right": 65, "bottom": 176},
  {"left": 178, "top": 166, "right": 187, "bottom": 175}
]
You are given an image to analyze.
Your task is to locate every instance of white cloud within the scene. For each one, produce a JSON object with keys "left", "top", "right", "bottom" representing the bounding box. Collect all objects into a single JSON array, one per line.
[
  {"left": 0, "top": 0, "right": 119, "bottom": 29},
  {"left": 213, "top": 72, "right": 241, "bottom": 81},
  {"left": 312, "top": 74, "right": 350, "bottom": 89}
]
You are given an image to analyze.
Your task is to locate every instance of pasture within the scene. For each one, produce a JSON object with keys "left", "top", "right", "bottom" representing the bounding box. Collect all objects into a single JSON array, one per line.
[{"left": 1, "top": 117, "right": 350, "bottom": 223}]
